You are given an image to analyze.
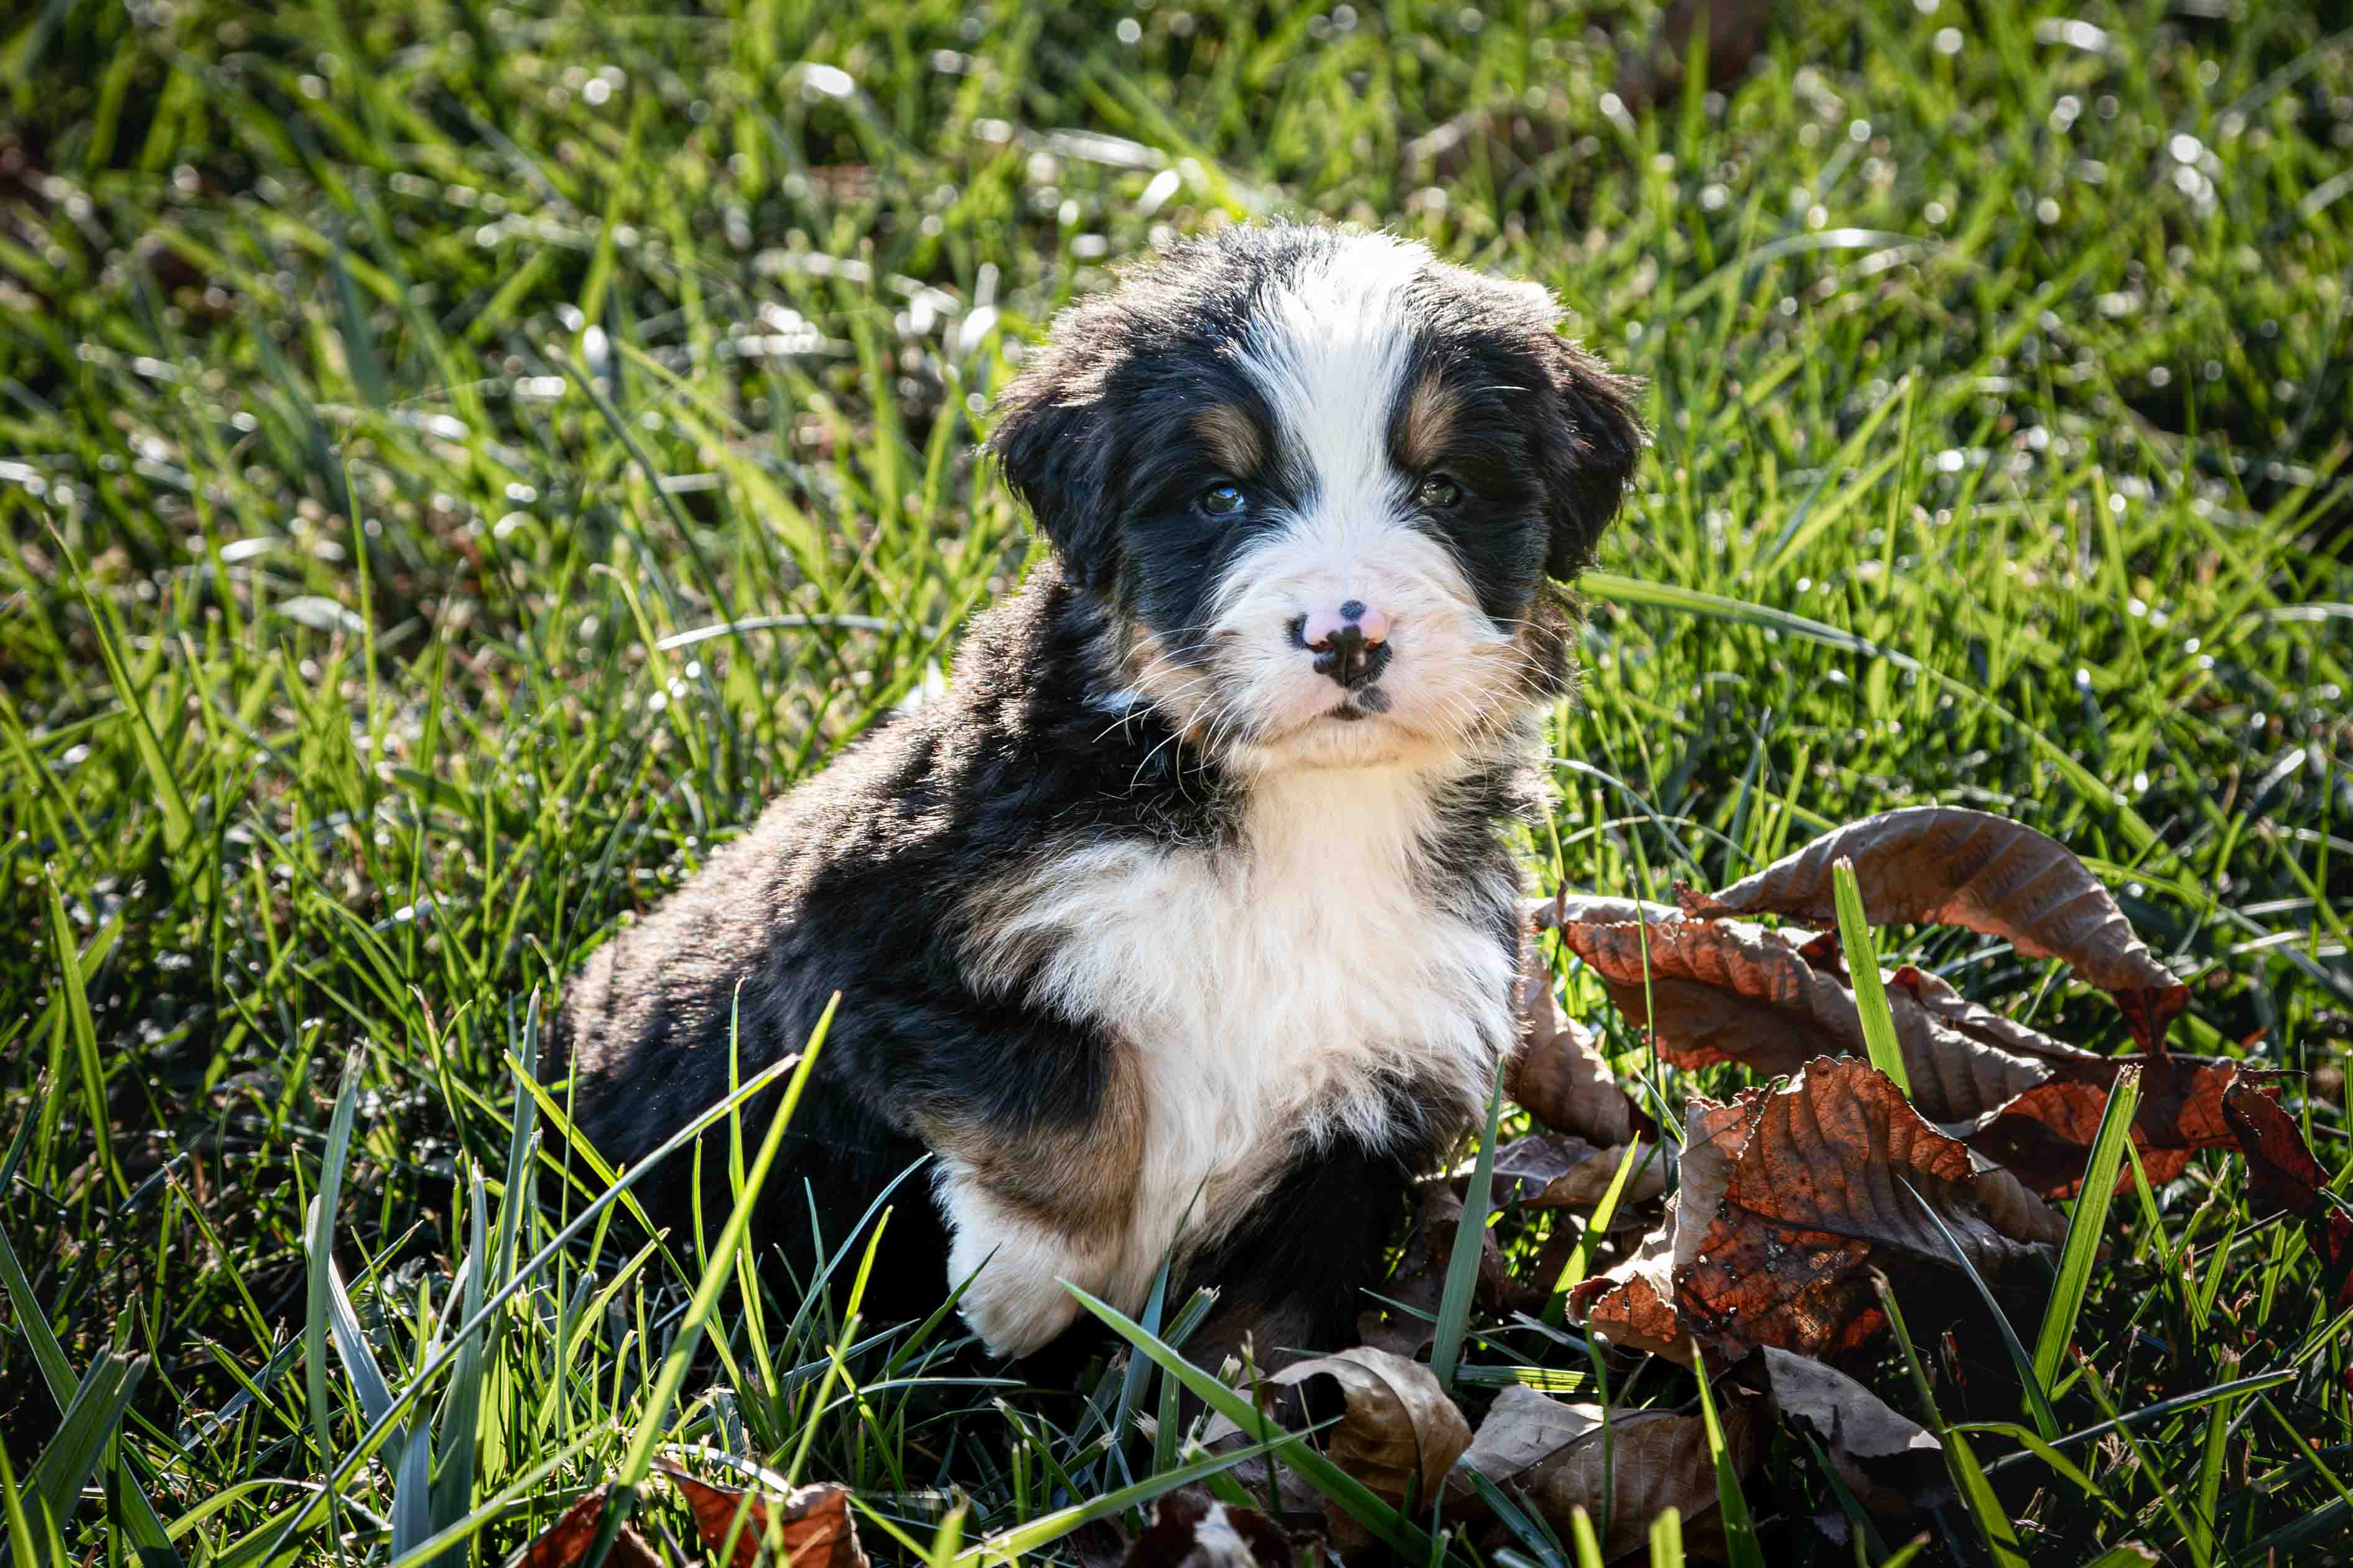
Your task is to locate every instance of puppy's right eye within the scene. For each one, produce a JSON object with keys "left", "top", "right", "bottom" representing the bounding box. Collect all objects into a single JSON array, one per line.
[{"left": 1198, "top": 483, "right": 1248, "bottom": 517}]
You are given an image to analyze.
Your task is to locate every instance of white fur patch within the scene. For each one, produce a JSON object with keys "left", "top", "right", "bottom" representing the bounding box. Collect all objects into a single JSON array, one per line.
[
  {"left": 1179, "top": 232, "right": 1529, "bottom": 770},
  {"left": 947, "top": 759, "right": 1520, "bottom": 1353},
  {"left": 938, "top": 1166, "right": 1114, "bottom": 1356}
]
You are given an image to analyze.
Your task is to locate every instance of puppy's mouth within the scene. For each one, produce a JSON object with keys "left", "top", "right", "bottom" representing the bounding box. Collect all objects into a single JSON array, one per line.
[{"left": 1325, "top": 686, "right": 1394, "bottom": 722}]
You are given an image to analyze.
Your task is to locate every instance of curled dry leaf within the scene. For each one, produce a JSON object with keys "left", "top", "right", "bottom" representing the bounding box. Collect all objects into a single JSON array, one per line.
[
  {"left": 1890, "top": 967, "right": 2260, "bottom": 1198},
  {"left": 654, "top": 1458, "right": 869, "bottom": 1568},
  {"left": 1492, "top": 1133, "right": 1668, "bottom": 1211},
  {"left": 1493, "top": 1395, "right": 1763, "bottom": 1565},
  {"left": 1257, "top": 1347, "right": 1471, "bottom": 1550},
  {"left": 1510, "top": 927, "right": 1653, "bottom": 1146},
  {"left": 1560, "top": 916, "right": 2054, "bottom": 1116},
  {"left": 2222, "top": 1084, "right": 2353, "bottom": 1307},
  {"left": 1574, "top": 1061, "right": 2064, "bottom": 1362},
  {"left": 1117, "top": 1487, "right": 1297, "bottom": 1568},
  {"left": 1453, "top": 1385, "right": 1605, "bottom": 1488},
  {"left": 1553, "top": 911, "right": 2248, "bottom": 1199},
  {"left": 1675, "top": 807, "right": 2190, "bottom": 1049},
  {"left": 1677, "top": 1059, "right": 2064, "bottom": 1361},
  {"left": 1573, "top": 1098, "right": 1758, "bottom": 1367},
  {"left": 1760, "top": 1347, "right": 1950, "bottom": 1517},
  {"left": 1575, "top": 1206, "right": 1692, "bottom": 1365},
  {"left": 520, "top": 1485, "right": 664, "bottom": 1568}
]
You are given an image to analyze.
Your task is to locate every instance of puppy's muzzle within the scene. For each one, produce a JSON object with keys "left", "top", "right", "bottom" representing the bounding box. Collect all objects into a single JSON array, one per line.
[{"left": 1289, "top": 601, "right": 1392, "bottom": 690}]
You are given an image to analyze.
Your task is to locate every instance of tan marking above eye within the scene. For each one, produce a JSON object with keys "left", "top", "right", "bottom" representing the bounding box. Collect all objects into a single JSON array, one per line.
[
  {"left": 1192, "top": 403, "right": 1264, "bottom": 476},
  {"left": 1397, "top": 372, "right": 1463, "bottom": 473}
]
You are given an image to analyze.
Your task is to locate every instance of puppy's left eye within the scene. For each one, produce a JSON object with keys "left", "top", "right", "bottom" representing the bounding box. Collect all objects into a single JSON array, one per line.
[
  {"left": 1198, "top": 483, "right": 1248, "bottom": 517},
  {"left": 1414, "top": 475, "right": 1465, "bottom": 511}
]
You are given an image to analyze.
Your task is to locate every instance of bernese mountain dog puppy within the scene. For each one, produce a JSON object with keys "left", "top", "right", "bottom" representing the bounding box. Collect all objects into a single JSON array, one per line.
[{"left": 552, "top": 222, "right": 1641, "bottom": 1366}]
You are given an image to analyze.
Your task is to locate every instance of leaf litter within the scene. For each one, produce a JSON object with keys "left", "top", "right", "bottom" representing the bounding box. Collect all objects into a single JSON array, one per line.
[{"left": 523, "top": 807, "right": 2314, "bottom": 1565}]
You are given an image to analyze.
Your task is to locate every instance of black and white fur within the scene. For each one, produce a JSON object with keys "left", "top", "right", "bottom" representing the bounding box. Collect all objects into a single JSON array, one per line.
[{"left": 552, "top": 223, "right": 1641, "bottom": 1364}]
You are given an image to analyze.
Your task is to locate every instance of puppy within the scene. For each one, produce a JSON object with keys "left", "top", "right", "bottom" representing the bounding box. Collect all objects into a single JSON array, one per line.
[{"left": 551, "top": 223, "right": 1641, "bottom": 1364}]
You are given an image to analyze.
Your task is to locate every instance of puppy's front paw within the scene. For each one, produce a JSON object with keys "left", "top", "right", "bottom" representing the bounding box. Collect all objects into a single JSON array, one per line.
[{"left": 942, "top": 1179, "right": 1112, "bottom": 1357}]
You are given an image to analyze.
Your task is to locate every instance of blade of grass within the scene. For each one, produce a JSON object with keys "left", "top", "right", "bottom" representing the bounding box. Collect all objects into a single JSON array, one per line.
[
  {"left": 39, "top": 870, "right": 124, "bottom": 1200},
  {"left": 2032, "top": 1067, "right": 2141, "bottom": 1395},
  {"left": 22, "top": 1353, "right": 144, "bottom": 1541},
  {"left": 1544, "top": 1138, "right": 1647, "bottom": 1325},
  {"left": 1687, "top": 1351, "right": 1764, "bottom": 1568},
  {"left": 585, "top": 996, "right": 836, "bottom": 1565},
  {"left": 1872, "top": 1273, "right": 2026, "bottom": 1568},
  {"left": 1432, "top": 1067, "right": 1506, "bottom": 1394},
  {"left": 1901, "top": 1176, "right": 2060, "bottom": 1440},
  {"left": 1832, "top": 859, "right": 1909, "bottom": 1095}
]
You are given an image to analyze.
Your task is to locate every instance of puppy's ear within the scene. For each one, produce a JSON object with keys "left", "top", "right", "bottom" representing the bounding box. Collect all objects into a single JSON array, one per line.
[
  {"left": 987, "top": 358, "right": 1122, "bottom": 593},
  {"left": 1531, "top": 338, "right": 1644, "bottom": 582}
]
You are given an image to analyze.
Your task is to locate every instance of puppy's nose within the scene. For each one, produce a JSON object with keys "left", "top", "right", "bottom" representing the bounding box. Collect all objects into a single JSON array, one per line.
[{"left": 1291, "top": 601, "right": 1392, "bottom": 689}]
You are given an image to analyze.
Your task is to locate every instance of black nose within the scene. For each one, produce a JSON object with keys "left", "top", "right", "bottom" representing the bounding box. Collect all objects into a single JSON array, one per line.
[{"left": 1312, "top": 623, "right": 1392, "bottom": 690}]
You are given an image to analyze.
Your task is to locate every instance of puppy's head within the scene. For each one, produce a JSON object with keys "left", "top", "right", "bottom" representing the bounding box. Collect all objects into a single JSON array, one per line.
[{"left": 989, "top": 225, "right": 1642, "bottom": 770}]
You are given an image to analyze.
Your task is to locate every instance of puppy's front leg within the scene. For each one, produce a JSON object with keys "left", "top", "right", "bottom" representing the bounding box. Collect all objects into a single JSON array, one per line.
[
  {"left": 937, "top": 1164, "right": 1123, "bottom": 1356},
  {"left": 923, "top": 1085, "right": 1147, "bottom": 1358}
]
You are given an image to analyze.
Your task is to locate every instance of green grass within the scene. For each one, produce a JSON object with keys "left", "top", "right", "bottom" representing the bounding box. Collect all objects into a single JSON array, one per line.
[{"left": 3, "top": 0, "right": 2351, "bottom": 1562}]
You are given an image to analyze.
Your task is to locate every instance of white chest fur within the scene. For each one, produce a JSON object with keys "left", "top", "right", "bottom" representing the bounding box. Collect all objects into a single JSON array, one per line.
[{"left": 943, "top": 761, "right": 1519, "bottom": 1354}]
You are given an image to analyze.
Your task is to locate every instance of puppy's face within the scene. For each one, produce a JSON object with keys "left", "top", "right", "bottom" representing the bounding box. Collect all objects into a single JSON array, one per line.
[{"left": 990, "top": 226, "right": 1641, "bottom": 771}]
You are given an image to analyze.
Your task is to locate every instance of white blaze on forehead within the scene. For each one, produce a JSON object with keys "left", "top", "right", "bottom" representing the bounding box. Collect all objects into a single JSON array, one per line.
[{"left": 1234, "top": 232, "right": 1433, "bottom": 511}]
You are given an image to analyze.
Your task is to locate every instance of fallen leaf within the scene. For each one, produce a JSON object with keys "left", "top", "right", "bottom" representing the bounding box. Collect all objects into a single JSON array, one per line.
[
  {"left": 1506, "top": 1398, "right": 1762, "bottom": 1564},
  {"left": 1573, "top": 1212, "right": 1691, "bottom": 1364},
  {"left": 1454, "top": 1385, "right": 1605, "bottom": 1486},
  {"left": 1257, "top": 1347, "right": 1471, "bottom": 1552},
  {"left": 520, "top": 1486, "right": 664, "bottom": 1568},
  {"left": 1555, "top": 916, "right": 1831, "bottom": 1075},
  {"left": 655, "top": 1458, "right": 868, "bottom": 1568},
  {"left": 1889, "top": 970, "right": 2257, "bottom": 1197},
  {"left": 1675, "top": 1060, "right": 2064, "bottom": 1360},
  {"left": 1117, "top": 1487, "right": 1296, "bottom": 1568},
  {"left": 1571, "top": 1098, "right": 1759, "bottom": 1366},
  {"left": 1761, "top": 1347, "right": 1950, "bottom": 1517},
  {"left": 1957, "top": 1055, "right": 2254, "bottom": 1198},
  {"left": 1554, "top": 914, "right": 2248, "bottom": 1198},
  {"left": 1511, "top": 931, "right": 1654, "bottom": 1146},
  {"left": 1572, "top": 1062, "right": 2064, "bottom": 1362},
  {"left": 1493, "top": 1133, "right": 1668, "bottom": 1211},
  {"left": 1676, "top": 807, "right": 2190, "bottom": 1049},
  {"left": 2222, "top": 1085, "right": 2353, "bottom": 1308}
]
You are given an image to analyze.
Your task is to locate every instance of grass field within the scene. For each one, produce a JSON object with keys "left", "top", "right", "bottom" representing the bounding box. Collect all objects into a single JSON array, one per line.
[{"left": 4, "top": 0, "right": 2352, "bottom": 1562}]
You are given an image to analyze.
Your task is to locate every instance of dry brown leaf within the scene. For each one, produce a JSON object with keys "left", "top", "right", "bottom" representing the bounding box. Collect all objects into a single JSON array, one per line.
[
  {"left": 1453, "top": 1385, "right": 1605, "bottom": 1487},
  {"left": 1510, "top": 1398, "right": 1762, "bottom": 1564},
  {"left": 1117, "top": 1487, "right": 1296, "bottom": 1568},
  {"left": 2223, "top": 1084, "right": 2353, "bottom": 1307},
  {"left": 1573, "top": 1212, "right": 1691, "bottom": 1363},
  {"left": 1571, "top": 1098, "right": 1758, "bottom": 1366},
  {"left": 1559, "top": 917, "right": 2054, "bottom": 1121},
  {"left": 1760, "top": 1347, "right": 1950, "bottom": 1517},
  {"left": 1555, "top": 913, "right": 2247, "bottom": 1199},
  {"left": 1675, "top": 1059, "right": 2064, "bottom": 1360},
  {"left": 1884, "top": 965, "right": 2250, "bottom": 1195},
  {"left": 520, "top": 1486, "right": 664, "bottom": 1568},
  {"left": 1510, "top": 930, "right": 1653, "bottom": 1145},
  {"left": 1957, "top": 1055, "right": 2255, "bottom": 1198},
  {"left": 1567, "top": 1063, "right": 2064, "bottom": 1363},
  {"left": 1448, "top": 1384, "right": 1761, "bottom": 1564},
  {"left": 1258, "top": 1348, "right": 1471, "bottom": 1553},
  {"left": 654, "top": 1459, "right": 868, "bottom": 1568},
  {"left": 1493, "top": 1133, "right": 1667, "bottom": 1210},
  {"left": 1677, "top": 807, "right": 2191, "bottom": 1049}
]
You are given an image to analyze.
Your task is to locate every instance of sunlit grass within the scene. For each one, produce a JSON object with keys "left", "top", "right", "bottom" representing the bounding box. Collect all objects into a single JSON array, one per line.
[{"left": 2, "top": 0, "right": 2349, "bottom": 1562}]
